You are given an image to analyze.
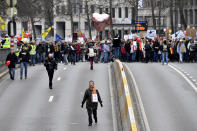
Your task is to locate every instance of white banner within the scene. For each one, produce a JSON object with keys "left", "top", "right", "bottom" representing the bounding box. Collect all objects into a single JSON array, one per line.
[{"left": 147, "top": 30, "right": 156, "bottom": 39}]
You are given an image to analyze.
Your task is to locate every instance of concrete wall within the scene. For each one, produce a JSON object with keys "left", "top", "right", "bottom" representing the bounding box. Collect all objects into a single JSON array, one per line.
[
  {"left": 0, "top": 49, "right": 10, "bottom": 65},
  {"left": 112, "top": 60, "right": 137, "bottom": 131}
]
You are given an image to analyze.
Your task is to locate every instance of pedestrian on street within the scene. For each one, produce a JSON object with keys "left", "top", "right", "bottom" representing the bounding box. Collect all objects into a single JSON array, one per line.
[
  {"left": 19, "top": 46, "right": 31, "bottom": 79},
  {"left": 144, "top": 40, "right": 152, "bottom": 63},
  {"left": 6, "top": 49, "right": 18, "bottom": 80},
  {"left": 81, "top": 80, "right": 103, "bottom": 126},
  {"left": 44, "top": 54, "right": 57, "bottom": 89},
  {"left": 87, "top": 43, "right": 96, "bottom": 70},
  {"left": 69, "top": 43, "right": 77, "bottom": 65},
  {"left": 30, "top": 42, "right": 36, "bottom": 66},
  {"left": 161, "top": 40, "right": 169, "bottom": 65}
]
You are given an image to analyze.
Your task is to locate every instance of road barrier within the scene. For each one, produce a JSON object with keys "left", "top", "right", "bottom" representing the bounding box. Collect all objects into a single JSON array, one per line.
[
  {"left": 112, "top": 60, "right": 137, "bottom": 131},
  {"left": 0, "top": 48, "right": 10, "bottom": 65}
]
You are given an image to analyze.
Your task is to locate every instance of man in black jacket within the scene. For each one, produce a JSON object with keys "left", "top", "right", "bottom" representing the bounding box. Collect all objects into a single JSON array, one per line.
[
  {"left": 81, "top": 81, "right": 103, "bottom": 126},
  {"left": 152, "top": 40, "right": 160, "bottom": 62},
  {"left": 44, "top": 54, "right": 57, "bottom": 89},
  {"left": 19, "top": 46, "right": 31, "bottom": 80},
  {"left": 6, "top": 49, "right": 18, "bottom": 80}
]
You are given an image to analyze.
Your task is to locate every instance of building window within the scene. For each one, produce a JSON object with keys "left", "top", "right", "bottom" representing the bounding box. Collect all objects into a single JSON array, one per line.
[
  {"left": 112, "top": 8, "right": 115, "bottom": 18},
  {"left": 190, "top": 10, "right": 193, "bottom": 24},
  {"left": 190, "top": 0, "right": 193, "bottom": 5},
  {"left": 80, "top": 4, "right": 83, "bottom": 14},
  {"left": 105, "top": 8, "right": 109, "bottom": 14},
  {"left": 91, "top": 5, "right": 95, "bottom": 14},
  {"left": 62, "top": 5, "right": 66, "bottom": 14},
  {"left": 125, "top": 7, "right": 128, "bottom": 18},
  {"left": 56, "top": 6, "right": 60, "bottom": 15},
  {"left": 118, "top": 30, "right": 122, "bottom": 38},
  {"left": 85, "top": 22, "right": 89, "bottom": 30},
  {"left": 119, "top": 7, "right": 122, "bottom": 18},
  {"left": 184, "top": 10, "right": 188, "bottom": 24},
  {"left": 73, "top": 22, "right": 78, "bottom": 32},
  {"left": 195, "top": 10, "right": 197, "bottom": 24},
  {"left": 99, "top": 8, "right": 102, "bottom": 14},
  {"left": 105, "top": 30, "right": 109, "bottom": 39}
]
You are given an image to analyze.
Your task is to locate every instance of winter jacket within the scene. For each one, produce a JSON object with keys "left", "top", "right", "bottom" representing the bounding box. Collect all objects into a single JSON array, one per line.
[
  {"left": 82, "top": 88, "right": 102, "bottom": 109},
  {"left": 6, "top": 53, "right": 18, "bottom": 68},
  {"left": 19, "top": 50, "right": 30, "bottom": 62},
  {"left": 44, "top": 58, "right": 57, "bottom": 71},
  {"left": 36, "top": 44, "right": 44, "bottom": 53}
]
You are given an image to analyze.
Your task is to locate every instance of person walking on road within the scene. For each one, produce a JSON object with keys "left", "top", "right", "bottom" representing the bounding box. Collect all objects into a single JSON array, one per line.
[
  {"left": 161, "top": 40, "right": 169, "bottom": 65},
  {"left": 44, "top": 54, "right": 57, "bottom": 89},
  {"left": 87, "top": 44, "right": 96, "bottom": 70},
  {"left": 6, "top": 49, "right": 18, "bottom": 80},
  {"left": 19, "top": 46, "right": 31, "bottom": 80},
  {"left": 81, "top": 80, "right": 103, "bottom": 126}
]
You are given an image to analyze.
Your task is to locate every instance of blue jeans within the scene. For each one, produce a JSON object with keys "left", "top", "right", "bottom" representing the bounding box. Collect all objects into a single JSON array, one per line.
[
  {"left": 162, "top": 52, "right": 168, "bottom": 65},
  {"left": 20, "top": 62, "right": 28, "bottom": 78},
  {"left": 126, "top": 52, "right": 130, "bottom": 61},
  {"left": 76, "top": 54, "right": 80, "bottom": 62},
  {"left": 30, "top": 55, "right": 36, "bottom": 65},
  {"left": 114, "top": 47, "right": 120, "bottom": 59},
  {"left": 154, "top": 51, "right": 158, "bottom": 62},
  {"left": 104, "top": 52, "right": 108, "bottom": 63},
  {"left": 9, "top": 68, "right": 15, "bottom": 79},
  {"left": 132, "top": 51, "right": 136, "bottom": 61},
  {"left": 36, "top": 53, "right": 43, "bottom": 63},
  {"left": 179, "top": 52, "right": 183, "bottom": 62}
]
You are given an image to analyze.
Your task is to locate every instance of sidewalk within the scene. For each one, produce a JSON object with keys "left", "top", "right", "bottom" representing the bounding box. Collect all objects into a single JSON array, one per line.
[{"left": 0, "top": 64, "right": 8, "bottom": 79}]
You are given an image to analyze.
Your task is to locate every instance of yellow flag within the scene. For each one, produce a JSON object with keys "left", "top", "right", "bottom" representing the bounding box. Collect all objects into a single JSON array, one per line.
[
  {"left": 42, "top": 26, "right": 52, "bottom": 39},
  {"left": 0, "top": 16, "right": 7, "bottom": 30},
  {"left": 22, "top": 28, "right": 25, "bottom": 39}
]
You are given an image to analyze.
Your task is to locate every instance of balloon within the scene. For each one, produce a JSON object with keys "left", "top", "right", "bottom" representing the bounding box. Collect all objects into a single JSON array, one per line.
[
  {"left": 25, "top": 33, "right": 31, "bottom": 38},
  {"left": 167, "top": 29, "right": 170, "bottom": 33},
  {"left": 169, "top": 29, "right": 172, "bottom": 34},
  {"left": 152, "top": 40, "right": 155, "bottom": 43},
  {"left": 160, "top": 37, "right": 163, "bottom": 40},
  {"left": 134, "top": 36, "right": 138, "bottom": 41},
  {"left": 6, "top": 61, "right": 10, "bottom": 67},
  {"left": 17, "top": 36, "right": 22, "bottom": 41},
  {"left": 184, "top": 31, "right": 187, "bottom": 35},
  {"left": 154, "top": 36, "right": 158, "bottom": 39},
  {"left": 137, "top": 38, "right": 141, "bottom": 42}
]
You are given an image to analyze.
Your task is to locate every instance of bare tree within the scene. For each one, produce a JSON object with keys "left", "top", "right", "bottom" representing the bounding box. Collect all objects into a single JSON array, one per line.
[
  {"left": 150, "top": 0, "right": 156, "bottom": 30},
  {"left": 0, "top": 0, "right": 8, "bottom": 17},
  {"left": 177, "top": 0, "right": 187, "bottom": 29}
]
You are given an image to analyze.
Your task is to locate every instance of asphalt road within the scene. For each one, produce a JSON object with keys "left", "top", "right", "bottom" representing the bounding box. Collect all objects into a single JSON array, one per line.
[
  {"left": 127, "top": 63, "right": 197, "bottom": 131},
  {"left": 0, "top": 63, "right": 113, "bottom": 131}
]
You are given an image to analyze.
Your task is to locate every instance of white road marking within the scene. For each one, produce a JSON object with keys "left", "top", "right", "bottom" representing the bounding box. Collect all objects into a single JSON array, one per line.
[
  {"left": 192, "top": 79, "right": 196, "bottom": 82},
  {"left": 49, "top": 96, "right": 54, "bottom": 102},
  {"left": 57, "top": 77, "right": 61, "bottom": 81},
  {"left": 64, "top": 67, "right": 67, "bottom": 70},
  {"left": 187, "top": 74, "right": 190, "bottom": 76},
  {"left": 169, "top": 64, "right": 197, "bottom": 92},
  {"left": 190, "top": 76, "right": 193, "bottom": 79}
]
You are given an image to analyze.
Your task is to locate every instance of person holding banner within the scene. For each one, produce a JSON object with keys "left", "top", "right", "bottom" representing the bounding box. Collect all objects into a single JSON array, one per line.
[{"left": 81, "top": 80, "right": 103, "bottom": 126}]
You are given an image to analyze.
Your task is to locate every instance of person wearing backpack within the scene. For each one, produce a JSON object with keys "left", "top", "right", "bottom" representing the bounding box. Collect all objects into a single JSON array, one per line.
[
  {"left": 81, "top": 81, "right": 103, "bottom": 126},
  {"left": 87, "top": 44, "right": 96, "bottom": 70}
]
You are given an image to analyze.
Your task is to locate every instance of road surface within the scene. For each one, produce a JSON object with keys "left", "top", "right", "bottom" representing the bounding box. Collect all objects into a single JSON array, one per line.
[
  {"left": 0, "top": 63, "right": 113, "bottom": 131},
  {"left": 127, "top": 63, "right": 197, "bottom": 131}
]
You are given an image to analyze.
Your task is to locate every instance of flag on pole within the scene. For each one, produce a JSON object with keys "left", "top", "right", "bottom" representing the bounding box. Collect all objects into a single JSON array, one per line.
[
  {"left": 0, "top": 17, "right": 7, "bottom": 30},
  {"left": 42, "top": 26, "right": 52, "bottom": 39},
  {"left": 22, "top": 28, "right": 25, "bottom": 39},
  {"left": 55, "top": 34, "right": 64, "bottom": 42}
]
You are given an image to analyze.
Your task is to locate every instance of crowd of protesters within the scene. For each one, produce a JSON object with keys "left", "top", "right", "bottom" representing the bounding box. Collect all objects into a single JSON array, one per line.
[{"left": 2, "top": 35, "right": 197, "bottom": 66}]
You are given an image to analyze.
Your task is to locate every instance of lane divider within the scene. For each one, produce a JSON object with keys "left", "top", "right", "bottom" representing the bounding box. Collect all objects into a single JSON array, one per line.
[
  {"left": 49, "top": 96, "right": 54, "bottom": 102},
  {"left": 57, "top": 77, "right": 61, "bottom": 81},
  {"left": 169, "top": 64, "right": 197, "bottom": 92},
  {"left": 116, "top": 60, "right": 137, "bottom": 131}
]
